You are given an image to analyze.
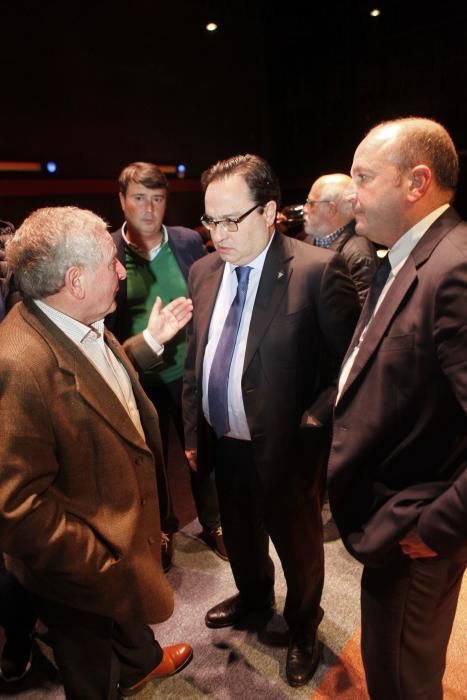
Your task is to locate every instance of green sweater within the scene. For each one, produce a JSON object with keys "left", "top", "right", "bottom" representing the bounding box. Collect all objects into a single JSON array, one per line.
[{"left": 125, "top": 243, "right": 188, "bottom": 385}]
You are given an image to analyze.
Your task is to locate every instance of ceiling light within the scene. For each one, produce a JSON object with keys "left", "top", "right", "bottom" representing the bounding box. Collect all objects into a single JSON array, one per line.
[
  {"left": 206, "top": 22, "right": 218, "bottom": 32},
  {"left": 370, "top": 8, "right": 381, "bottom": 17}
]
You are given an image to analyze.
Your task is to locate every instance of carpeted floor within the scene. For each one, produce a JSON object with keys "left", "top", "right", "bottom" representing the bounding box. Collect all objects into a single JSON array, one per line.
[
  {"left": 1, "top": 523, "right": 465, "bottom": 699},
  {"left": 1, "top": 434, "right": 465, "bottom": 698}
]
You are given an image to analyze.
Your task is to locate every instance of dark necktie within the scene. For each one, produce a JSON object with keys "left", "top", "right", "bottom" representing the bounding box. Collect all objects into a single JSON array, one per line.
[
  {"left": 208, "top": 265, "right": 252, "bottom": 438},
  {"left": 0, "top": 288, "right": 5, "bottom": 322},
  {"left": 358, "top": 254, "right": 391, "bottom": 330}
]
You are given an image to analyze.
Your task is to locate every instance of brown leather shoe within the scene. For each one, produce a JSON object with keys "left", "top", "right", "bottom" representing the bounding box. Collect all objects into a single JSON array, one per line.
[
  {"left": 119, "top": 643, "right": 193, "bottom": 696},
  {"left": 198, "top": 526, "right": 229, "bottom": 561}
]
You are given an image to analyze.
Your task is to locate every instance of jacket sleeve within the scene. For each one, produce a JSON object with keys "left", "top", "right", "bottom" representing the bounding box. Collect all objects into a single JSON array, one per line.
[
  {"left": 301, "top": 253, "right": 360, "bottom": 427},
  {"left": 0, "top": 358, "right": 118, "bottom": 576},
  {"left": 123, "top": 332, "right": 164, "bottom": 372},
  {"left": 182, "top": 269, "right": 199, "bottom": 450},
  {"left": 417, "top": 256, "right": 467, "bottom": 561}
]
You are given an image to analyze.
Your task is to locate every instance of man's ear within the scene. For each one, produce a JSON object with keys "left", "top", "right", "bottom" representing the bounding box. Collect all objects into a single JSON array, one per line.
[
  {"left": 263, "top": 200, "right": 277, "bottom": 226},
  {"left": 64, "top": 266, "right": 85, "bottom": 300},
  {"left": 407, "top": 165, "right": 432, "bottom": 202}
]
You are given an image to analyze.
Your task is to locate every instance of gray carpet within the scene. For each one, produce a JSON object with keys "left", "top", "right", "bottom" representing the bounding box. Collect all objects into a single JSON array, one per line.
[{"left": 0, "top": 520, "right": 362, "bottom": 698}]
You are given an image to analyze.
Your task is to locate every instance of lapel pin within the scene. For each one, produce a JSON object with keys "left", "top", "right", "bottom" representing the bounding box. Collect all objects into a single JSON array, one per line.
[{"left": 277, "top": 270, "right": 284, "bottom": 280}]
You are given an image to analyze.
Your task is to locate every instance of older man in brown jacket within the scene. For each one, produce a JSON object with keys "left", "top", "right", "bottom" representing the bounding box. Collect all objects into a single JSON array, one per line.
[{"left": 0, "top": 207, "right": 193, "bottom": 699}]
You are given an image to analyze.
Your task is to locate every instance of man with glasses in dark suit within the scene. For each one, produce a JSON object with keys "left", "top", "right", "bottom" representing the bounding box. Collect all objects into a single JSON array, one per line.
[{"left": 183, "top": 154, "right": 359, "bottom": 687}]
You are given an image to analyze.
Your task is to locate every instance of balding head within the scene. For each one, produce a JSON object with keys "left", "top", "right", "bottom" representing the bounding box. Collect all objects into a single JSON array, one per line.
[
  {"left": 363, "top": 117, "right": 458, "bottom": 194},
  {"left": 303, "top": 173, "right": 354, "bottom": 238},
  {"left": 350, "top": 117, "right": 459, "bottom": 246}
]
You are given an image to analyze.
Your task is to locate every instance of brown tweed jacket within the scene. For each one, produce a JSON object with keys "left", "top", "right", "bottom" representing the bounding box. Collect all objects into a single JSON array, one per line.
[{"left": 0, "top": 300, "right": 173, "bottom": 624}]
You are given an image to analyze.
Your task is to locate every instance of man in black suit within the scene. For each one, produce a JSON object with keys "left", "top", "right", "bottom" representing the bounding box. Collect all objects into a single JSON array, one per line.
[
  {"left": 328, "top": 117, "right": 467, "bottom": 699},
  {"left": 183, "top": 154, "right": 359, "bottom": 687}
]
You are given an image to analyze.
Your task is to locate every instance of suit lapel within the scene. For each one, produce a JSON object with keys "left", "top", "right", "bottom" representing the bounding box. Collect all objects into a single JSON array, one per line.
[
  {"left": 339, "top": 207, "right": 461, "bottom": 399},
  {"left": 341, "top": 258, "right": 417, "bottom": 396},
  {"left": 243, "top": 233, "right": 293, "bottom": 373},
  {"left": 23, "top": 302, "right": 150, "bottom": 452},
  {"left": 194, "top": 257, "right": 225, "bottom": 382}
]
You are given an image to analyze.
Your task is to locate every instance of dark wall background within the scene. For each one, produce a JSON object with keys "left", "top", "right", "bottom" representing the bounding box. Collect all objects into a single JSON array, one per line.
[{"left": 1, "top": 0, "right": 466, "bottom": 228}]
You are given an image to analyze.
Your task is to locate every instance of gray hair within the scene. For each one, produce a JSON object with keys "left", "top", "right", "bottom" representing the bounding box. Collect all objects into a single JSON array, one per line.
[{"left": 6, "top": 206, "right": 108, "bottom": 299}]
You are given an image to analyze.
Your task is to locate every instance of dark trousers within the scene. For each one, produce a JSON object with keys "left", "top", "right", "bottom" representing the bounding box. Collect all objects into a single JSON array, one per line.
[
  {"left": 361, "top": 556, "right": 465, "bottom": 700},
  {"left": 214, "top": 437, "right": 325, "bottom": 633},
  {"left": 143, "top": 377, "right": 220, "bottom": 533},
  {"left": 0, "top": 562, "right": 36, "bottom": 642},
  {"left": 35, "top": 596, "right": 163, "bottom": 700}
]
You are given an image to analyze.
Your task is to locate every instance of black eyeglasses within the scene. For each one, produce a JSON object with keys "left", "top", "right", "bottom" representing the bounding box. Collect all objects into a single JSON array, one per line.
[
  {"left": 305, "top": 198, "right": 332, "bottom": 207},
  {"left": 200, "top": 203, "right": 263, "bottom": 233}
]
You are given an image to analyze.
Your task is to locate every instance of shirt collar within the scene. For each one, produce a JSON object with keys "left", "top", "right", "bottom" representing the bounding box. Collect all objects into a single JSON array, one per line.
[
  {"left": 121, "top": 222, "right": 168, "bottom": 261},
  {"left": 313, "top": 225, "right": 347, "bottom": 248},
  {"left": 388, "top": 204, "right": 449, "bottom": 273},
  {"left": 34, "top": 299, "right": 105, "bottom": 345}
]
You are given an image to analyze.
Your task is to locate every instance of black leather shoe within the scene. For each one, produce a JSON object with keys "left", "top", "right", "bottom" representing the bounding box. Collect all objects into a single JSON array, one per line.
[
  {"left": 205, "top": 593, "right": 274, "bottom": 629},
  {"left": 286, "top": 630, "right": 321, "bottom": 687},
  {"left": 0, "top": 635, "right": 33, "bottom": 682}
]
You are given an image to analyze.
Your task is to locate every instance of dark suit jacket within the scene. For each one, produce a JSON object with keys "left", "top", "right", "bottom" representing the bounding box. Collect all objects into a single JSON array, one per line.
[
  {"left": 328, "top": 207, "right": 467, "bottom": 566},
  {"left": 106, "top": 225, "right": 207, "bottom": 344},
  {"left": 0, "top": 300, "right": 174, "bottom": 623},
  {"left": 329, "top": 222, "right": 378, "bottom": 305},
  {"left": 183, "top": 231, "right": 360, "bottom": 487}
]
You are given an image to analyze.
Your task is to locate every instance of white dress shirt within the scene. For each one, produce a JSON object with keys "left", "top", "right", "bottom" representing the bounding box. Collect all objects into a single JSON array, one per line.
[
  {"left": 202, "top": 234, "right": 274, "bottom": 440},
  {"left": 34, "top": 300, "right": 145, "bottom": 439},
  {"left": 337, "top": 204, "right": 449, "bottom": 402}
]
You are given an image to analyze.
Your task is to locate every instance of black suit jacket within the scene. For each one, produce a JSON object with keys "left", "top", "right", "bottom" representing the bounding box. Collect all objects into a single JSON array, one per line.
[
  {"left": 329, "top": 222, "right": 378, "bottom": 305},
  {"left": 328, "top": 207, "right": 467, "bottom": 566},
  {"left": 183, "top": 231, "right": 360, "bottom": 487}
]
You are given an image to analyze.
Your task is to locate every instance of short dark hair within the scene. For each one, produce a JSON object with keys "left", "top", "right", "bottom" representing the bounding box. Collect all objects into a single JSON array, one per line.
[
  {"left": 118, "top": 161, "right": 168, "bottom": 196},
  {"left": 373, "top": 117, "right": 459, "bottom": 193},
  {"left": 201, "top": 154, "right": 281, "bottom": 209}
]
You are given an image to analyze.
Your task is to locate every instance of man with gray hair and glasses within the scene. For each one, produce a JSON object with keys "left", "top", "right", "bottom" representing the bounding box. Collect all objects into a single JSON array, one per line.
[
  {"left": 0, "top": 206, "right": 193, "bottom": 698},
  {"left": 303, "top": 173, "right": 378, "bottom": 305}
]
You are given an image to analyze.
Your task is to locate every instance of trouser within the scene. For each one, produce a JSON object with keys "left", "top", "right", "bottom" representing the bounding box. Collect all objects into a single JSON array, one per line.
[
  {"left": 361, "top": 556, "right": 465, "bottom": 700},
  {"left": 214, "top": 436, "right": 325, "bottom": 633},
  {"left": 0, "top": 560, "right": 36, "bottom": 643},
  {"left": 35, "top": 595, "right": 162, "bottom": 700},
  {"left": 143, "top": 377, "right": 220, "bottom": 533}
]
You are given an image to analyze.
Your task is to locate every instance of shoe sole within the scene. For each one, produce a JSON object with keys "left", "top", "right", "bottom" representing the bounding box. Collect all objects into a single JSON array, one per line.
[{"left": 119, "top": 651, "right": 193, "bottom": 696}]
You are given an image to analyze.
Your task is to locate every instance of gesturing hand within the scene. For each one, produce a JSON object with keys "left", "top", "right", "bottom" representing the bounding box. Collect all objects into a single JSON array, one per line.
[{"left": 147, "top": 296, "right": 193, "bottom": 346}]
